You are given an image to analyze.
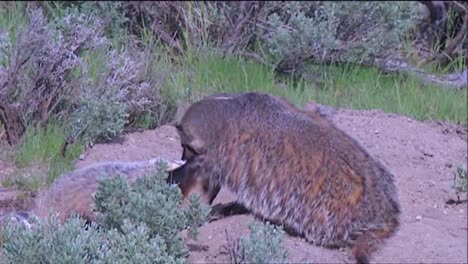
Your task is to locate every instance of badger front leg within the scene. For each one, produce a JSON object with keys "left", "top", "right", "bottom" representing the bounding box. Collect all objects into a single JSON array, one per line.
[
  {"left": 167, "top": 158, "right": 249, "bottom": 221},
  {"left": 209, "top": 201, "right": 250, "bottom": 222}
]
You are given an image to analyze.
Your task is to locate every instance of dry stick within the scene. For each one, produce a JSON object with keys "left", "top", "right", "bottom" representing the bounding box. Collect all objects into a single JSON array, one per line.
[
  {"left": 152, "top": 21, "right": 182, "bottom": 55},
  {"left": 222, "top": 1, "right": 258, "bottom": 55},
  {"left": 420, "top": 1, "right": 468, "bottom": 63},
  {"left": 0, "top": 99, "right": 24, "bottom": 145},
  {"left": 442, "top": 1, "right": 468, "bottom": 59},
  {"left": 225, "top": 228, "right": 245, "bottom": 264}
]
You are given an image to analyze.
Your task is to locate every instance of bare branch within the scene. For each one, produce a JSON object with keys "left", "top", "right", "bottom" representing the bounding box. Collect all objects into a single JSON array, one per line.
[{"left": 443, "top": 1, "right": 468, "bottom": 59}]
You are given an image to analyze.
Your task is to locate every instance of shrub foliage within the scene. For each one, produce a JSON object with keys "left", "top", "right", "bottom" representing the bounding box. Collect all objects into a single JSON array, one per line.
[{"left": 0, "top": 161, "right": 210, "bottom": 263}]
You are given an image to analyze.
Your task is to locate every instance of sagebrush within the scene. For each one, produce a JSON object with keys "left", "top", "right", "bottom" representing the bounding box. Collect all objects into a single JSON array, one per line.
[
  {"left": 0, "top": 6, "right": 177, "bottom": 147},
  {"left": 227, "top": 220, "right": 289, "bottom": 264},
  {"left": 0, "top": 161, "right": 210, "bottom": 264}
]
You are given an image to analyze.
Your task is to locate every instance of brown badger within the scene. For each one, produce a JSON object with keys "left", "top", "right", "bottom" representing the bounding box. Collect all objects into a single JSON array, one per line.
[
  {"left": 32, "top": 157, "right": 183, "bottom": 224},
  {"left": 170, "top": 92, "right": 400, "bottom": 264}
]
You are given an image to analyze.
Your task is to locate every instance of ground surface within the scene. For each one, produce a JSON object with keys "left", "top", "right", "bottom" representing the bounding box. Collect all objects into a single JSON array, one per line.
[{"left": 0, "top": 106, "right": 467, "bottom": 264}]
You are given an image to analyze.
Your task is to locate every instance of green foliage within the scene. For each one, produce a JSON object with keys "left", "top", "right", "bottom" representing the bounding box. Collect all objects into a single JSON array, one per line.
[
  {"left": 97, "top": 219, "right": 185, "bottom": 264},
  {"left": 15, "top": 121, "right": 82, "bottom": 168},
  {"left": 0, "top": 161, "right": 210, "bottom": 263},
  {"left": 0, "top": 5, "right": 179, "bottom": 148},
  {"left": 0, "top": 215, "right": 101, "bottom": 264},
  {"left": 0, "top": 215, "right": 186, "bottom": 264},
  {"left": 94, "top": 161, "right": 210, "bottom": 259},
  {"left": 185, "top": 194, "right": 211, "bottom": 240},
  {"left": 69, "top": 95, "right": 129, "bottom": 144},
  {"left": 228, "top": 220, "right": 289, "bottom": 264},
  {"left": 304, "top": 63, "right": 467, "bottom": 124},
  {"left": 7, "top": 121, "right": 83, "bottom": 190},
  {"left": 264, "top": 2, "right": 422, "bottom": 63}
]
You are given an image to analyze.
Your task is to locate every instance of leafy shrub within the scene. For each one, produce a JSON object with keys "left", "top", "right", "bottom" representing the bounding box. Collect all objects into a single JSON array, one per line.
[
  {"left": 227, "top": 220, "right": 289, "bottom": 264},
  {"left": 0, "top": 7, "right": 104, "bottom": 145},
  {"left": 0, "top": 215, "right": 101, "bottom": 264},
  {"left": 0, "top": 6, "right": 178, "bottom": 147},
  {"left": 96, "top": 219, "right": 186, "bottom": 264},
  {"left": 0, "top": 161, "right": 210, "bottom": 263},
  {"left": 94, "top": 161, "right": 210, "bottom": 258},
  {"left": 263, "top": 2, "right": 422, "bottom": 65},
  {"left": 31, "top": 2, "right": 425, "bottom": 68}
]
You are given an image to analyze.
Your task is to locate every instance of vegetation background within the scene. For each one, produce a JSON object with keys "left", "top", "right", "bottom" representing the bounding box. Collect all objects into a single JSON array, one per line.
[{"left": 0, "top": 1, "right": 466, "bottom": 263}]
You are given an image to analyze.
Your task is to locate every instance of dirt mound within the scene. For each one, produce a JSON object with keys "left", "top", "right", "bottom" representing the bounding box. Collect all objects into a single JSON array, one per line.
[
  {"left": 75, "top": 125, "right": 183, "bottom": 169},
  {"left": 0, "top": 108, "right": 466, "bottom": 263}
]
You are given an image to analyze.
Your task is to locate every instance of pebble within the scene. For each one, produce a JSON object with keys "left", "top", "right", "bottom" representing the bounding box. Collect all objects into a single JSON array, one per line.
[{"left": 416, "top": 215, "right": 423, "bottom": 221}]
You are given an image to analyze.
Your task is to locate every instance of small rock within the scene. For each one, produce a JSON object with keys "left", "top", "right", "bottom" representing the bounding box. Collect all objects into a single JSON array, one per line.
[
  {"left": 79, "top": 154, "right": 85, "bottom": 160},
  {"left": 304, "top": 101, "right": 320, "bottom": 113},
  {"left": 422, "top": 151, "right": 433, "bottom": 157},
  {"left": 428, "top": 180, "right": 436, "bottom": 187},
  {"left": 374, "top": 130, "right": 379, "bottom": 134},
  {"left": 318, "top": 105, "right": 337, "bottom": 118},
  {"left": 416, "top": 215, "right": 423, "bottom": 221}
]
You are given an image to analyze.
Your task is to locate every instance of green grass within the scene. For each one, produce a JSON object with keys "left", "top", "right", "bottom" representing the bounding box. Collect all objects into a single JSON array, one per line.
[
  {"left": 305, "top": 63, "right": 467, "bottom": 124},
  {"left": 11, "top": 120, "right": 83, "bottom": 190},
  {"left": 169, "top": 52, "right": 467, "bottom": 124},
  {"left": 0, "top": 2, "right": 28, "bottom": 35}
]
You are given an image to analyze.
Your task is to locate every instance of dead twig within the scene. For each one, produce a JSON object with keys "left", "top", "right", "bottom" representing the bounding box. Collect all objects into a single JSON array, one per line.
[
  {"left": 225, "top": 229, "right": 245, "bottom": 264},
  {"left": 152, "top": 20, "right": 183, "bottom": 55},
  {"left": 441, "top": 1, "right": 467, "bottom": 60},
  {"left": 222, "top": 1, "right": 259, "bottom": 55}
]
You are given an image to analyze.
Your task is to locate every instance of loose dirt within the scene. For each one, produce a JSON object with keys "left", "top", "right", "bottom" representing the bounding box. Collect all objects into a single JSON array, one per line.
[{"left": 0, "top": 107, "right": 466, "bottom": 264}]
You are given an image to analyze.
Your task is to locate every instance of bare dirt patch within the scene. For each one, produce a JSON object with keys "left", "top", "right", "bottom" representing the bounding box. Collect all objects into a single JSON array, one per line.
[{"left": 0, "top": 108, "right": 466, "bottom": 263}]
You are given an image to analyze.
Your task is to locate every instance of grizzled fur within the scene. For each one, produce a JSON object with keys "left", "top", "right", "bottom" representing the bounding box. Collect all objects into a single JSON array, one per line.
[
  {"left": 173, "top": 92, "right": 400, "bottom": 264},
  {"left": 33, "top": 157, "right": 177, "bottom": 224}
]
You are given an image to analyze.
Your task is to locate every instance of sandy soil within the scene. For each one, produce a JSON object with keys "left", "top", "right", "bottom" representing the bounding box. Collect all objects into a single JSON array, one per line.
[{"left": 0, "top": 107, "right": 467, "bottom": 264}]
